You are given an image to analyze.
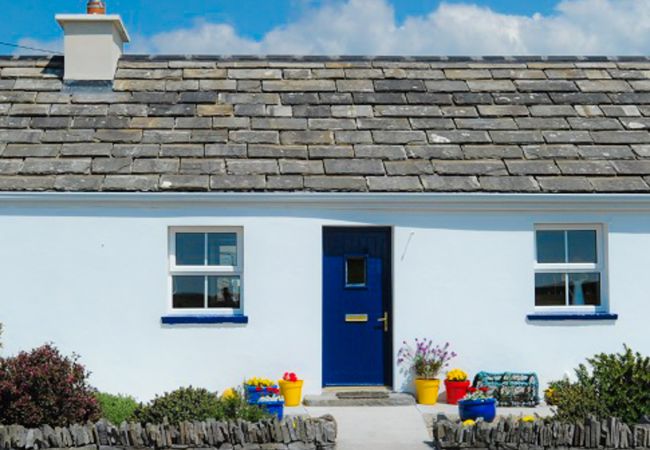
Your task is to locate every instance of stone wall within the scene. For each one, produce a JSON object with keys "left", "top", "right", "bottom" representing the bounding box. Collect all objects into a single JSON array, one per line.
[
  {"left": 0, "top": 416, "right": 336, "bottom": 450},
  {"left": 433, "top": 417, "right": 650, "bottom": 450}
]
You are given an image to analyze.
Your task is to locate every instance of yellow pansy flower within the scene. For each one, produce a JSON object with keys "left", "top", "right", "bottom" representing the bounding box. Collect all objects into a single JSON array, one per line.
[
  {"left": 446, "top": 369, "right": 469, "bottom": 381},
  {"left": 245, "top": 377, "right": 275, "bottom": 387},
  {"left": 221, "top": 388, "right": 237, "bottom": 400}
]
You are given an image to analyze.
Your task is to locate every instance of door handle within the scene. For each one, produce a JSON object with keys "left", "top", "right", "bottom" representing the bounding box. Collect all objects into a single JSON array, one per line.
[{"left": 377, "top": 312, "right": 389, "bottom": 333}]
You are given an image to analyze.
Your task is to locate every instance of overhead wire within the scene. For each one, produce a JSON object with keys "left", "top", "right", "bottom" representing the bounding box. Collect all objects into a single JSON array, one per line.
[{"left": 0, "top": 41, "right": 63, "bottom": 55}]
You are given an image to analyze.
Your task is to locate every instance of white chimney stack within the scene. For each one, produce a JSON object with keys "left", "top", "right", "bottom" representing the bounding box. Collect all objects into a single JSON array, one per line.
[{"left": 56, "top": 4, "right": 130, "bottom": 81}]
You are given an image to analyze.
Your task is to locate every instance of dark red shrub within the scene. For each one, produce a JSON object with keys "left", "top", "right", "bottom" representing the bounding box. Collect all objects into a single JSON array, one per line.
[{"left": 0, "top": 344, "right": 100, "bottom": 427}]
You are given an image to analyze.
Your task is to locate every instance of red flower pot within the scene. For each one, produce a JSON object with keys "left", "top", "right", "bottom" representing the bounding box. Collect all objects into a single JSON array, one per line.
[{"left": 445, "top": 380, "right": 471, "bottom": 405}]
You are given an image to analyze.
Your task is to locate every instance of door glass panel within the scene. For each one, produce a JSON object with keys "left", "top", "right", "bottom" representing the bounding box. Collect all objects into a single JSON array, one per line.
[
  {"left": 535, "top": 272, "right": 565, "bottom": 306},
  {"left": 172, "top": 276, "right": 205, "bottom": 308},
  {"left": 176, "top": 233, "right": 205, "bottom": 265},
  {"left": 207, "top": 233, "right": 238, "bottom": 266},
  {"left": 569, "top": 272, "right": 601, "bottom": 306},
  {"left": 346, "top": 256, "right": 366, "bottom": 287},
  {"left": 208, "top": 276, "right": 241, "bottom": 309},
  {"left": 536, "top": 230, "right": 565, "bottom": 263},
  {"left": 568, "top": 230, "right": 597, "bottom": 263}
]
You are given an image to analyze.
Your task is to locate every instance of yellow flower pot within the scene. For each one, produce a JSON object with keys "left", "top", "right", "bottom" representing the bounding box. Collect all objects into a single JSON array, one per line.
[
  {"left": 415, "top": 378, "right": 440, "bottom": 405},
  {"left": 278, "top": 379, "right": 304, "bottom": 407}
]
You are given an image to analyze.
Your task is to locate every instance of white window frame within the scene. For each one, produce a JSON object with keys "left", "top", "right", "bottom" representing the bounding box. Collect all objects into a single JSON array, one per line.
[
  {"left": 533, "top": 223, "right": 608, "bottom": 314},
  {"left": 168, "top": 226, "right": 244, "bottom": 315}
]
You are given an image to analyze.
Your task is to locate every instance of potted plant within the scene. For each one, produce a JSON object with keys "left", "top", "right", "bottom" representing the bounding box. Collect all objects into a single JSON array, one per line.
[
  {"left": 257, "top": 386, "right": 284, "bottom": 420},
  {"left": 278, "top": 372, "right": 303, "bottom": 407},
  {"left": 244, "top": 377, "right": 278, "bottom": 405},
  {"left": 458, "top": 387, "right": 497, "bottom": 422},
  {"left": 445, "top": 369, "right": 470, "bottom": 405},
  {"left": 397, "top": 339, "right": 457, "bottom": 405}
]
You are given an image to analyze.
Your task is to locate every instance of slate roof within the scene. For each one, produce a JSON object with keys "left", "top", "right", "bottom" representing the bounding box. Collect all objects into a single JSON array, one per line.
[{"left": 3, "top": 55, "right": 650, "bottom": 193}]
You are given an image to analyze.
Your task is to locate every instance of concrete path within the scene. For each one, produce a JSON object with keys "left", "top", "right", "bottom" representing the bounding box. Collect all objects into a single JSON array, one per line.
[{"left": 305, "top": 406, "right": 432, "bottom": 450}]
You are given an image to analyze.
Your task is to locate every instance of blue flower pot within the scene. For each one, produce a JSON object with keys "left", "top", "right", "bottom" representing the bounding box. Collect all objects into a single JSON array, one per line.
[
  {"left": 458, "top": 398, "right": 497, "bottom": 422},
  {"left": 259, "top": 400, "right": 284, "bottom": 420},
  {"left": 245, "top": 385, "right": 278, "bottom": 405}
]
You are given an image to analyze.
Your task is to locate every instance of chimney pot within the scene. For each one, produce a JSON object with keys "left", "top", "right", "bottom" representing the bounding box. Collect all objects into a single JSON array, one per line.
[{"left": 87, "top": 1, "right": 106, "bottom": 14}]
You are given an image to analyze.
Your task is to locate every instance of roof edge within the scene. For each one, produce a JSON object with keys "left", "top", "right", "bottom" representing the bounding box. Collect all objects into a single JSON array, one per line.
[
  {"left": 2, "top": 54, "right": 650, "bottom": 62},
  {"left": 3, "top": 192, "right": 650, "bottom": 213}
]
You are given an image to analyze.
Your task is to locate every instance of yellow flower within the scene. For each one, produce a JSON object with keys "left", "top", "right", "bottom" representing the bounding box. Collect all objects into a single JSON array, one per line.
[
  {"left": 446, "top": 369, "right": 469, "bottom": 381},
  {"left": 221, "top": 388, "right": 237, "bottom": 400},
  {"left": 520, "top": 415, "right": 536, "bottom": 423},
  {"left": 462, "top": 419, "right": 476, "bottom": 427},
  {"left": 245, "top": 377, "right": 275, "bottom": 387},
  {"left": 544, "top": 387, "right": 557, "bottom": 405}
]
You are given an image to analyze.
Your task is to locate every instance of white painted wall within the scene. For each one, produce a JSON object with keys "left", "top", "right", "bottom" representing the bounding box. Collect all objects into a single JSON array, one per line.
[{"left": 0, "top": 194, "right": 648, "bottom": 401}]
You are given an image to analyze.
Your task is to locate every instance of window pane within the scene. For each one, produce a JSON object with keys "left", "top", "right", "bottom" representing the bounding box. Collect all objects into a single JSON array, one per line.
[
  {"left": 176, "top": 233, "right": 205, "bottom": 265},
  {"left": 173, "top": 276, "right": 205, "bottom": 308},
  {"left": 208, "top": 233, "right": 238, "bottom": 266},
  {"left": 568, "top": 230, "right": 597, "bottom": 263},
  {"left": 536, "top": 231, "right": 565, "bottom": 263},
  {"left": 569, "top": 272, "right": 601, "bottom": 306},
  {"left": 346, "top": 256, "right": 366, "bottom": 287},
  {"left": 208, "top": 276, "right": 241, "bottom": 309},
  {"left": 535, "top": 273, "right": 566, "bottom": 306}
]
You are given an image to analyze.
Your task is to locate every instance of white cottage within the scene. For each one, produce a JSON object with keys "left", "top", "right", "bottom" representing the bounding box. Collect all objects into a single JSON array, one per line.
[{"left": 1, "top": 12, "right": 649, "bottom": 401}]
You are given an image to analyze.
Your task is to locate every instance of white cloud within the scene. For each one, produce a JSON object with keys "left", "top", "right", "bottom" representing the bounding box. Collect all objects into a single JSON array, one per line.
[{"left": 14, "top": 0, "right": 650, "bottom": 56}]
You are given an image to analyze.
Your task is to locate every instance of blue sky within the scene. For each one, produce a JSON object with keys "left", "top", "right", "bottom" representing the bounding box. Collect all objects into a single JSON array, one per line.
[
  {"left": 2, "top": 0, "right": 557, "bottom": 46},
  {"left": 2, "top": 0, "right": 650, "bottom": 55}
]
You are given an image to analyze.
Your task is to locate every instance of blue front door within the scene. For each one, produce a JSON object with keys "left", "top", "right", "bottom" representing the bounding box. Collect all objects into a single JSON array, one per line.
[{"left": 323, "top": 227, "right": 392, "bottom": 386}]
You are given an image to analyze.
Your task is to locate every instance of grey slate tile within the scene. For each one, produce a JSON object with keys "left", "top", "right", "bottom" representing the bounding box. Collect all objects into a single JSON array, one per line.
[
  {"left": 479, "top": 176, "right": 540, "bottom": 192},
  {"left": 428, "top": 130, "right": 490, "bottom": 144},
  {"left": 435, "top": 160, "right": 507, "bottom": 176},
  {"left": 210, "top": 175, "right": 266, "bottom": 190},
  {"left": 324, "top": 159, "right": 385, "bottom": 175},
  {"left": 367, "top": 176, "right": 422, "bottom": 191},
  {"left": 537, "top": 176, "right": 593, "bottom": 192},
  {"left": 406, "top": 145, "right": 463, "bottom": 160},
  {"left": 304, "top": 175, "right": 367, "bottom": 191},
  {"left": 420, "top": 175, "right": 480, "bottom": 191},
  {"left": 577, "top": 145, "right": 635, "bottom": 159},
  {"left": 5, "top": 56, "right": 650, "bottom": 192},
  {"left": 590, "top": 177, "right": 650, "bottom": 192}
]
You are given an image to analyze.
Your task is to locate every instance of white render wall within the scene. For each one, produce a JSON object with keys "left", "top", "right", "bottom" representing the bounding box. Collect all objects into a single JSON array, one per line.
[{"left": 0, "top": 194, "right": 648, "bottom": 401}]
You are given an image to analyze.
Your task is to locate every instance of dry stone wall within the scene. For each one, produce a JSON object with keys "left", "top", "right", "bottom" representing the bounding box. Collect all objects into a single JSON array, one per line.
[
  {"left": 433, "top": 417, "right": 650, "bottom": 450},
  {"left": 0, "top": 416, "right": 336, "bottom": 450}
]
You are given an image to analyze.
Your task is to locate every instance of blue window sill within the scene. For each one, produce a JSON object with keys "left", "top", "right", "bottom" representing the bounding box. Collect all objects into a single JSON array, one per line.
[
  {"left": 161, "top": 315, "right": 248, "bottom": 325},
  {"left": 527, "top": 313, "right": 618, "bottom": 322}
]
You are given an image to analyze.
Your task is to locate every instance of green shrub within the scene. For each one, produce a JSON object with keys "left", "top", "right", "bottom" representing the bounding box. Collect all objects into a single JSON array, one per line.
[
  {"left": 96, "top": 392, "right": 138, "bottom": 425},
  {"left": 219, "top": 390, "right": 269, "bottom": 422},
  {"left": 133, "top": 386, "right": 270, "bottom": 424},
  {"left": 550, "top": 346, "right": 650, "bottom": 424},
  {"left": 134, "top": 386, "right": 222, "bottom": 424}
]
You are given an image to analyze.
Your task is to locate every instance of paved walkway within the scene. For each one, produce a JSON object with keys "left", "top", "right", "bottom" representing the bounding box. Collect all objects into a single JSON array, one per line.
[
  {"left": 305, "top": 406, "right": 432, "bottom": 450},
  {"left": 284, "top": 402, "right": 553, "bottom": 449}
]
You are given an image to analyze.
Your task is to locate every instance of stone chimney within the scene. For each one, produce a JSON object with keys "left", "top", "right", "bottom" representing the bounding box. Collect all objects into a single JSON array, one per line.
[{"left": 56, "top": 2, "right": 130, "bottom": 81}]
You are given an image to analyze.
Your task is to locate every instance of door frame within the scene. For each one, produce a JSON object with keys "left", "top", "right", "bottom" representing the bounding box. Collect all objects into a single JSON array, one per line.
[{"left": 321, "top": 226, "right": 394, "bottom": 388}]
